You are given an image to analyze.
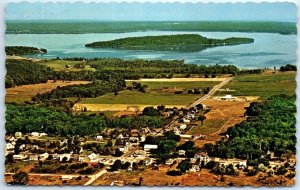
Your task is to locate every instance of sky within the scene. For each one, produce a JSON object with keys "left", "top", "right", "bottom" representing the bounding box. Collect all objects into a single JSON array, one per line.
[{"left": 5, "top": 2, "right": 297, "bottom": 22}]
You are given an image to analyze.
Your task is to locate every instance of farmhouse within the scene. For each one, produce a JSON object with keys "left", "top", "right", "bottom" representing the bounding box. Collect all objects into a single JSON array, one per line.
[{"left": 88, "top": 153, "right": 100, "bottom": 163}]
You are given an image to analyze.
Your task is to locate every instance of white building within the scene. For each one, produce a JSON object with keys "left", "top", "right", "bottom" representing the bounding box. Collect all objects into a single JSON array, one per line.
[
  {"left": 39, "top": 152, "right": 49, "bottom": 161},
  {"left": 88, "top": 153, "right": 99, "bottom": 163},
  {"left": 194, "top": 153, "right": 211, "bottom": 165},
  {"left": 144, "top": 144, "right": 158, "bottom": 152}
]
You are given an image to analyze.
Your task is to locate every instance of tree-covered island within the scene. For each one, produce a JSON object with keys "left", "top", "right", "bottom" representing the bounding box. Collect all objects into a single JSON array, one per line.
[
  {"left": 6, "top": 46, "right": 47, "bottom": 56},
  {"left": 85, "top": 34, "right": 254, "bottom": 52}
]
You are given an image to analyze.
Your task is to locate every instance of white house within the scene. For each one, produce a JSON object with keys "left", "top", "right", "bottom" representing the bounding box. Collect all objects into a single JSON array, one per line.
[
  {"left": 88, "top": 153, "right": 99, "bottom": 163},
  {"left": 182, "top": 118, "right": 190, "bottom": 123},
  {"left": 31, "top": 132, "right": 40, "bottom": 137},
  {"left": 166, "top": 159, "right": 174, "bottom": 165},
  {"left": 40, "top": 133, "right": 48, "bottom": 137},
  {"left": 178, "top": 150, "right": 186, "bottom": 156},
  {"left": 179, "top": 124, "right": 187, "bottom": 130},
  {"left": 145, "top": 158, "right": 153, "bottom": 166},
  {"left": 144, "top": 144, "right": 158, "bottom": 152},
  {"left": 39, "top": 152, "right": 49, "bottom": 161},
  {"left": 58, "top": 154, "right": 72, "bottom": 162},
  {"left": 194, "top": 153, "right": 211, "bottom": 165},
  {"left": 13, "top": 154, "right": 27, "bottom": 160},
  {"left": 96, "top": 136, "right": 103, "bottom": 141},
  {"left": 6, "top": 143, "right": 15, "bottom": 151},
  {"left": 29, "top": 154, "right": 39, "bottom": 161}
]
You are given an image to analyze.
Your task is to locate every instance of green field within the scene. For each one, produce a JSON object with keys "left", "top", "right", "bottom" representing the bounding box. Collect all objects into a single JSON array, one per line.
[
  {"left": 81, "top": 90, "right": 201, "bottom": 106},
  {"left": 126, "top": 81, "right": 219, "bottom": 90},
  {"left": 39, "top": 59, "right": 96, "bottom": 71},
  {"left": 6, "top": 21, "right": 296, "bottom": 34},
  {"left": 217, "top": 71, "right": 296, "bottom": 99},
  {"left": 187, "top": 119, "right": 228, "bottom": 135}
]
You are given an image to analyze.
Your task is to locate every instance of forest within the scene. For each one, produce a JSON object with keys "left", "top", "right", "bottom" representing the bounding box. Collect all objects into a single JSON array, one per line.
[
  {"left": 5, "top": 104, "right": 166, "bottom": 136},
  {"left": 5, "top": 46, "right": 47, "bottom": 56},
  {"left": 6, "top": 58, "right": 240, "bottom": 88},
  {"left": 203, "top": 95, "right": 296, "bottom": 164},
  {"left": 85, "top": 34, "right": 254, "bottom": 52}
]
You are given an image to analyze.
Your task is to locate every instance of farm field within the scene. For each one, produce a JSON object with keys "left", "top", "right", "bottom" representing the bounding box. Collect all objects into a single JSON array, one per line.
[
  {"left": 80, "top": 90, "right": 200, "bottom": 107},
  {"left": 6, "top": 80, "right": 90, "bottom": 103},
  {"left": 38, "top": 59, "right": 96, "bottom": 71},
  {"left": 126, "top": 81, "right": 219, "bottom": 90},
  {"left": 79, "top": 80, "right": 219, "bottom": 111},
  {"left": 216, "top": 71, "right": 296, "bottom": 99}
]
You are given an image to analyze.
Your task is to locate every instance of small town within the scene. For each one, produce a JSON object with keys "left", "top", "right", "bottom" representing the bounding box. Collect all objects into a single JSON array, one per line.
[{"left": 5, "top": 93, "right": 296, "bottom": 186}]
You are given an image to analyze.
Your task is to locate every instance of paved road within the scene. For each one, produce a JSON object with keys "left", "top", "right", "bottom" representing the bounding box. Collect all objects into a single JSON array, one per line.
[{"left": 187, "top": 77, "right": 232, "bottom": 109}]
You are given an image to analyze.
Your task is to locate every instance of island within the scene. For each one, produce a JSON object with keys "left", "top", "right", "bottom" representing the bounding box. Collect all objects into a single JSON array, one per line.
[
  {"left": 85, "top": 34, "right": 254, "bottom": 52},
  {"left": 5, "top": 46, "right": 47, "bottom": 56}
]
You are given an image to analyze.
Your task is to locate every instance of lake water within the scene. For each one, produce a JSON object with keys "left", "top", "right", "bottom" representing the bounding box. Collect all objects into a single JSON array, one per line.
[{"left": 5, "top": 31, "right": 296, "bottom": 69}]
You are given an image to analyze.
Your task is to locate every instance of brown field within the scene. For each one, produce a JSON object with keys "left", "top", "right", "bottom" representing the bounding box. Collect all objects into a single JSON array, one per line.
[
  {"left": 126, "top": 77, "right": 227, "bottom": 82},
  {"left": 5, "top": 174, "right": 89, "bottom": 186},
  {"left": 92, "top": 166, "right": 294, "bottom": 186},
  {"left": 187, "top": 98, "right": 250, "bottom": 148},
  {"left": 6, "top": 80, "right": 90, "bottom": 103}
]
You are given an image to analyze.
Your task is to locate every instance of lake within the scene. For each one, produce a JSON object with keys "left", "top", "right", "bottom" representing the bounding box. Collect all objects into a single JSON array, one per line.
[{"left": 5, "top": 31, "right": 296, "bottom": 69}]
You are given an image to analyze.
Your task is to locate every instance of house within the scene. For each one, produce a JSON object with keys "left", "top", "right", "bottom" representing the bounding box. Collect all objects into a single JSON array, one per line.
[
  {"left": 189, "top": 164, "right": 200, "bottom": 172},
  {"left": 15, "top": 132, "right": 22, "bottom": 138},
  {"left": 178, "top": 150, "right": 186, "bottom": 156},
  {"left": 117, "top": 134, "right": 124, "bottom": 139},
  {"left": 221, "top": 95, "right": 236, "bottom": 101},
  {"left": 79, "top": 155, "right": 88, "bottom": 163},
  {"left": 58, "top": 154, "right": 72, "bottom": 162},
  {"left": 179, "top": 124, "right": 187, "bottom": 130},
  {"left": 31, "top": 132, "right": 40, "bottom": 137},
  {"left": 194, "top": 153, "right": 211, "bottom": 165},
  {"left": 129, "top": 137, "right": 139, "bottom": 144},
  {"left": 144, "top": 144, "right": 158, "bottom": 152},
  {"left": 217, "top": 159, "right": 247, "bottom": 169},
  {"left": 13, "top": 154, "right": 27, "bottom": 160},
  {"left": 29, "top": 154, "right": 39, "bottom": 161},
  {"left": 96, "top": 136, "right": 104, "bottom": 141},
  {"left": 40, "top": 133, "right": 47, "bottom": 137},
  {"left": 182, "top": 118, "right": 190, "bottom": 123},
  {"left": 39, "top": 152, "right": 49, "bottom": 161},
  {"left": 88, "top": 153, "right": 99, "bottom": 163},
  {"left": 19, "top": 144, "right": 26, "bottom": 151},
  {"left": 145, "top": 158, "right": 153, "bottom": 166},
  {"left": 6, "top": 143, "right": 15, "bottom": 151},
  {"left": 166, "top": 159, "right": 174, "bottom": 165},
  {"left": 180, "top": 134, "right": 193, "bottom": 139}
]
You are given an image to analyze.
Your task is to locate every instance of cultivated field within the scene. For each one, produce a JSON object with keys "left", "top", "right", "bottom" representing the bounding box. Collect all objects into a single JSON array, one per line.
[
  {"left": 216, "top": 71, "right": 296, "bottom": 99},
  {"left": 6, "top": 80, "right": 90, "bottom": 103},
  {"left": 78, "top": 80, "right": 220, "bottom": 112}
]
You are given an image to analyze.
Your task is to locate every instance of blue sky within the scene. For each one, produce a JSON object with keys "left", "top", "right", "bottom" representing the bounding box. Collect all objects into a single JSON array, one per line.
[{"left": 6, "top": 2, "right": 297, "bottom": 22}]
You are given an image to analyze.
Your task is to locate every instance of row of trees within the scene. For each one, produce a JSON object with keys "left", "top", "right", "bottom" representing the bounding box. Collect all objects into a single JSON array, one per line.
[
  {"left": 204, "top": 95, "right": 296, "bottom": 161},
  {"left": 6, "top": 104, "right": 166, "bottom": 136}
]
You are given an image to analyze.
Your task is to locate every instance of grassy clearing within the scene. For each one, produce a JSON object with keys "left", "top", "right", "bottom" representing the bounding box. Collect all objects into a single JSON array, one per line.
[
  {"left": 81, "top": 90, "right": 200, "bottom": 106},
  {"left": 39, "top": 60, "right": 96, "bottom": 71},
  {"left": 126, "top": 81, "right": 219, "bottom": 90},
  {"left": 216, "top": 71, "right": 296, "bottom": 99},
  {"left": 187, "top": 119, "right": 228, "bottom": 135}
]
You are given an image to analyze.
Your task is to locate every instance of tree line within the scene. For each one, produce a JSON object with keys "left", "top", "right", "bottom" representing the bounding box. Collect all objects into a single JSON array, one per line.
[
  {"left": 6, "top": 104, "right": 166, "bottom": 137},
  {"left": 6, "top": 46, "right": 47, "bottom": 56},
  {"left": 203, "top": 95, "right": 296, "bottom": 164}
]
